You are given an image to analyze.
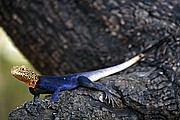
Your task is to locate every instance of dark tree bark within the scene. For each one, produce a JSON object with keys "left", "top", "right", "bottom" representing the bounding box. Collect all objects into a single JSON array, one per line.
[
  {"left": 0, "top": 0, "right": 179, "bottom": 119},
  {"left": 0, "top": 0, "right": 179, "bottom": 75}
]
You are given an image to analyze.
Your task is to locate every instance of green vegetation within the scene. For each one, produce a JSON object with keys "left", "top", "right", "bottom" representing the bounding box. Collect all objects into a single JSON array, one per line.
[{"left": 0, "top": 28, "right": 33, "bottom": 120}]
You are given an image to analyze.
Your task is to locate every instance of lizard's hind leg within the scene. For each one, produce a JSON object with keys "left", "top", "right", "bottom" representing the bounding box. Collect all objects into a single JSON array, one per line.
[{"left": 77, "top": 76, "right": 116, "bottom": 107}]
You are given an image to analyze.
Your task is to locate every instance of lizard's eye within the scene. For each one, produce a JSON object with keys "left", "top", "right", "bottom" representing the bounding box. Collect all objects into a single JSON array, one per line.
[{"left": 21, "top": 68, "right": 24, "bottom": 71}]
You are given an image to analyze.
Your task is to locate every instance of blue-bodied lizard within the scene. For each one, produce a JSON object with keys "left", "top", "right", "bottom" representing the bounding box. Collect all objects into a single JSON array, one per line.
[{"left": 11, "top": 35, "right": 170, "bottom": 106}]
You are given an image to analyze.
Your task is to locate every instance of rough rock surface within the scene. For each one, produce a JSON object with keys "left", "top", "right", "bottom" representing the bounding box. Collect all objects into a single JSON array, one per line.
[{"left": 0, "top": 0, "right": 179, "bottom": 119}]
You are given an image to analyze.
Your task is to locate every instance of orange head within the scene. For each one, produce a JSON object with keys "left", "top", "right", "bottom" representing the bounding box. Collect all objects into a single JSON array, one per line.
[{"left": 11, "top": 65, "right": 39, "bottom": 88}]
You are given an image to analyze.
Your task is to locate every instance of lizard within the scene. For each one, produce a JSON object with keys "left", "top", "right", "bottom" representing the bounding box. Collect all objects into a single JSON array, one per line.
[{"left": 11, "top": 35, "right": 171, "bottom": 106}]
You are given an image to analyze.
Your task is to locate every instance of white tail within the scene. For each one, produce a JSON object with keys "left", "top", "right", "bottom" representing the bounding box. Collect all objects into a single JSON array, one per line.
[{"left": 80, "top": 53, "right": 144, "bottom": 82}]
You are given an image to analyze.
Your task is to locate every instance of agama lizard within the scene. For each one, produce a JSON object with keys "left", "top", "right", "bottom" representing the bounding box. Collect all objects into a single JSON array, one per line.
[{"left": 11, "top": 35, "right": 171, "bottom": 106}]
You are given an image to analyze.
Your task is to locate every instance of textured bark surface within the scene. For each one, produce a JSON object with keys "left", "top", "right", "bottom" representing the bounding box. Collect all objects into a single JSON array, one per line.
[
  {"left": 0, "top": 0, "right": 179, "bottom": 75},
  {"left": 0, "top": 0, "right": 179, "bottom": 119},
  {"left": 9, "top": 68, "right": 180, "bottom": 119}
]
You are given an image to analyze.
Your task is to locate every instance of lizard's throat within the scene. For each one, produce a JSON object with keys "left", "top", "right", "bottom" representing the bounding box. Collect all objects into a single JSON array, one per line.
[{"left": 14, "top": 74, "right": 39, "bottom": 88}]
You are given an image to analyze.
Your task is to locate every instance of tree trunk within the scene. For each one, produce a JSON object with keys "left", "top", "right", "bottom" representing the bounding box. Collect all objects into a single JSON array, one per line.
[
  {"left": 0, "top": 0, "right": 179, "bottom": 75},
  {"left": 0, "top": 0, "right": 179, "bottom": 119}
]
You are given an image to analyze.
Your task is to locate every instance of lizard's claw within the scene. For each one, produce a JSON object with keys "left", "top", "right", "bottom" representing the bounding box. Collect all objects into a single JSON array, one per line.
[
  {"left": 44, "top": 99, "right": 54, "bottom": 108},
  {"left": 105, "top": 90, "right": 119, "bottom": 107}
]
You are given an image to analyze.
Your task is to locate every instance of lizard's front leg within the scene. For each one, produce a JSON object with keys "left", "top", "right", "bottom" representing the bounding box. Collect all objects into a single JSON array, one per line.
[
  {"left": 33, "top": 94, "right": 40, "bottom": 101},
  {"left": 51, "top": 88, "right": 61, "bottom": 102},
  {"left": 77, "top": 76, "right": 116, "bottom": 106},
  {"left": 29, "top": 87, "right": 40, "bottom": 102},
  {"left": 45, "top": 88, "right": 61, "bottom": 108}
]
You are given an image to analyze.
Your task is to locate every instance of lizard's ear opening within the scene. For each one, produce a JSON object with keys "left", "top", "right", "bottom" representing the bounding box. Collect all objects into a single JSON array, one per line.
[
  {"left": 28, "top": 80, "right": 37, "bottom": 88},
  {"left": 26, "top": 81, "right": 36, "bottom": 88}
]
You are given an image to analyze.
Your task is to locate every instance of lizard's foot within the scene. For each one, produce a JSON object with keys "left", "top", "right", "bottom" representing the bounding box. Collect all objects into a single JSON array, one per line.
[
  {"left": 104, "top": 90, "right": 119, "bottom": 107},
  {"left": 44, "top": 99, "right": 55, "bottom": 108}
]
